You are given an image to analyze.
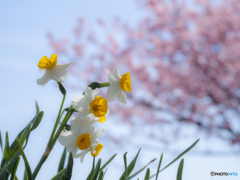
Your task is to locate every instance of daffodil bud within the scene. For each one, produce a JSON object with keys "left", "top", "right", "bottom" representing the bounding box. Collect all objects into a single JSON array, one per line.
[
  {"left": 58, "top": 82, "right": 66, "bottom": 95},
  {"left": 87, "top": 82, "right": 101, "bottom": 90},
  {"left": 63, "top": 123, "right": 71, "bottom": 131}
]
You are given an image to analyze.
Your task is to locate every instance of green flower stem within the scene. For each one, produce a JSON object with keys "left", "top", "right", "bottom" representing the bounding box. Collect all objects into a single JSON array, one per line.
[
  {"left": 47, "top": 84, "right": 66, "bottom": 147},
  {"left": 99, "top": 82, "right": 110, "bottom": 88},
  {"left": 32, "top": 147, "right": 51, "bottom": 179},
  {"left": 32, "top": 107, "right": 74, "bottom": 180},
  {"left": 49, "top": 105, "right": 75, "bottom": 149}
]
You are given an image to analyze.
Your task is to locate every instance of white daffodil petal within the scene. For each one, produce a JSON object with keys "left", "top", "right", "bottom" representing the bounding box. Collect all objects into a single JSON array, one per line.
[
  {"left": 66, "top": 141, "right": 80, "bottom": 155},
  {"left": 104, "top": 68, "right": 111, "bottom": 75},
  {"left": 56, "top": 61, "right": 75, "bottom": 70},
  {"left": 72, "top": 95, "right": 84, "bottom": 108},
  {"left": 70, "top": 117, "right": 82, "bottom": 136},
  {"left": 71, "top": 95, "right": 89, "bottom": 112},
  {"left": 107, "top": 84, "right": 120, "bottom": 102},
  {"left": 90, "top": 129, "right": 102, "bottom": 146},
  {"left": 51, "top": 67, "right": 68, "bottom": 82},
  {"left": 85, "top": 87, "right": 93, "bottom": 101},
  {"left": 74, "top": 149, "right": 90, "bottom": 162},
  {"left": 77, "top": 108, "right": 91, "bottom": 118},
  {"left": 39, "top": 68, "right": 45, "bottom": 73},
  {"left": 67, "top": 146, "right": 79, "bottom": 157},
  {"left": 84, "top": 114, "right": 98, "bottom": 124},
  {"left": 108, "top": 74, "right": 121, "bottom": 82},
  {"left": 37, "top": 69, "right": 51, "bottom": 86},
  {"left": 80, "top": 150, "right": 90, "bottom": 163},
  {"left": 71, "top": 116, "right": 94, "bottom": 137},
  {"left": 58, "top": 131, "right": 76, "bottom": 147},
  {"left": 81, "top": 121, "right": 95, "bottom": 135},
  {"left": 118, "top": 90, "right": 127, "bottom": 105},
  {"left": 73, "top": 149, "right": 87, "bottom": 158},
  {"left": 95, "top": 128, "right": 104, "bottom": 137},
  {"left": 41, "top": 67, "right": 63, "bottom": 82},
  {"left": 91, "top": 115, "right": 101, "bottom": 121},
  {"left": 113, "top": 66, "right": 120, "bottom": 77},
  {"left": 93, "top": 88, "right": 100, "bottom": 98}
]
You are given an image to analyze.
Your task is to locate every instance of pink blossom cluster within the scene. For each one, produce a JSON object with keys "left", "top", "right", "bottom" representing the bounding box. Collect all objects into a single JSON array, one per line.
[{"left": 48, "top": 0, "right": 240, "bottom": 145}]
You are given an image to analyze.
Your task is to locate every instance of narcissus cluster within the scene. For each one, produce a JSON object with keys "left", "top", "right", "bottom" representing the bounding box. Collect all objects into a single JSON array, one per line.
[{"left": 37, "top": 54, "right": 132, "bottom": 162}]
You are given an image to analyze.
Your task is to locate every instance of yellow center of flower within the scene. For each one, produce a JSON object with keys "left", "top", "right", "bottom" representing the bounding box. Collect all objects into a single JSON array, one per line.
[
  {"left": 76, "top": 134, "right": 91, "bottom": 150},
  {"left": 90, "top": 96, "right": 108, "bottom": 117},
  {"left": 37, "top": 54, "right": 58, "bottom": 69},
  {"left": 120, "top": 72, "right": 132, "bottom": 92},
  {"left": 91, "top": 143, "right": 104, "bottom": 157}
]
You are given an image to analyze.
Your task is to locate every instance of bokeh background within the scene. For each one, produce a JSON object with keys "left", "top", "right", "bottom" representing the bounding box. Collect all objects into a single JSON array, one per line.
[{"left": 1, "top": 0, "right": 240, "bottom": 179}]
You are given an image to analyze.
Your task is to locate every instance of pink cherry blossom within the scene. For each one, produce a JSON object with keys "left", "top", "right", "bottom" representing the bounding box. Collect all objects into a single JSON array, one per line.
[{"left": 48, "top": 0, "right": 240, "bottom": 145}]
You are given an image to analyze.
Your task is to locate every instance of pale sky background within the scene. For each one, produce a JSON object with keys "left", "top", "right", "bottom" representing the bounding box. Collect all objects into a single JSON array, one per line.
[{"left": 0, "top": 0, "right": 239, "bottom": 180}]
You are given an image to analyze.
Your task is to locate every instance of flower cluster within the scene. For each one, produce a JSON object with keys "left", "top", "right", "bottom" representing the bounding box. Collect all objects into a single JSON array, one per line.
[{"left": 37, "top": 54, "right": 132, "bottom": 162}]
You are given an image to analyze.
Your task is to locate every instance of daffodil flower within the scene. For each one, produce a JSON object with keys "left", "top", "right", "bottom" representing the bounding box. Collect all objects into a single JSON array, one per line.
[
  {"left": 71, "top": 87, "right": 109, "bottom": 123},
  {"left": 58, "top": 116, "right": 104, "bottom": 163},
  {"left": 104, "top": 66, "right": 132, "bottom": 105},
  {"left": 37, "top": 54, "right": 75, "bottom": 86}
]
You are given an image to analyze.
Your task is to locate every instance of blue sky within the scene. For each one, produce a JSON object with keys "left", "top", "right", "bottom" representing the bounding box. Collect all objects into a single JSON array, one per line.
[{"left": 0, "top": 0, "right": 239, "bottom": 179}]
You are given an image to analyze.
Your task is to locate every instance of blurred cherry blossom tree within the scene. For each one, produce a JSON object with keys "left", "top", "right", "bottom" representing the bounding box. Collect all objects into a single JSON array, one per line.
[{"left": 48, "top": 0, "right": 240, "bottom": 146}]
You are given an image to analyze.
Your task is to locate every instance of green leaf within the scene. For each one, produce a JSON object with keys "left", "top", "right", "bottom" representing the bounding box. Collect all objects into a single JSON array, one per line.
[
  {"left": 98, "top": 171, "right": 104, "bottom": 180},
  {"left": 144, "top": 168, "right": 150, "bottom": 180},
  {"left": 6, "top": 152, "right": 21, "bottom": 174},
  {"left": 0, "top": 130, "right": 3, "bottom": 152},
  {"left": 150, "top": 139, "right": 199, "bottom": 179},
  {"left": 23, "top": 111, "right": 44, "bottom": 149},
  {"left": 58, "top": 147, "right": 67, "bottom": 173},
  {"left": 61, "top": 153, "right": 73, "bottom": 180},
  {"left": 10, "top": 101, "right": 40, "bottom": 155},
  {"left": 91, "top": 159, "right": 101, "bottom": 180},
  {"left": 127, "top": 158, "right": 156, "bottom": 180},
  {"left": 58, "top": 82, "right": 66, "bottom": 95},
  {"left": 18, "top": 124, "right": 32, "bottom": 147},
  {"left": 23, "top": 168, "right": 28, "bottom": 180},
  {"left": 155, "top": 154, "right": 163, "bottom": 180},
  {"left": 176, "top": 159, "right": 184, "bottom": 180},
  {"left": 103, "top": 168, "right": 107, "bottom": 177},
  {"left": 30, "top": 111, "right": 43, "bottom": 131},
  {"left": 123, "top": 152, "right": 128, "bottom": 180},
  {"left": 0, "top": 160, "right": 8, "bottom": 180},
  {"left": 51, "top": 168, "right": 65, "bottom": 180},
  {"left": 12, "top": 124, "right": 32, "bottom": 157},
  {"left": 10, "top": 156, "right": 20, "bottom": 180},
  {"left": 86, "top": 156, "right": 96, "bottom": 180},
  {"left": 16, "top": 138, "right": 32, "bottom": 180},
  {"left": 2, "top": 132, "right": 10, "bottom": 165},
  {"left": 99, "top": 153, "right": 117, "bottom": 172},
  {"left": 9, "top": 129, "right": 25, "bottom": 155},
  {"left": 119, "top": 149, "right": 141, "bottom": 180},
  {"left": 35, "top": 100, "right": 40, "bottom": 115}
]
